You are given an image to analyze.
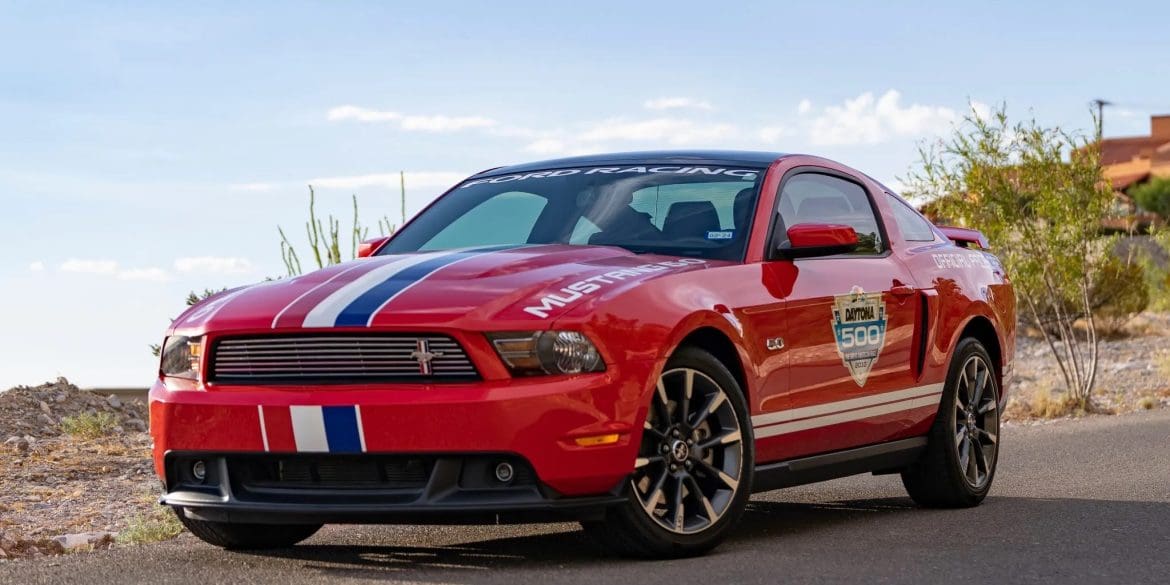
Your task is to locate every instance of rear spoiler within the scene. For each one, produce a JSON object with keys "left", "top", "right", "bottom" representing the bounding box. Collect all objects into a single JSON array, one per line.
[{"left": 938, "top": 226, "right": 989, "bottom": 250}]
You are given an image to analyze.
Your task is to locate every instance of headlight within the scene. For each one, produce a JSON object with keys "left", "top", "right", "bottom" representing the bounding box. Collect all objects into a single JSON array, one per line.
[
  {"left": 160, "top": 335, "right": 203, "bottom": 380},
  {"left": 488, "top": 331, "right": 605, "bottom": 376}
]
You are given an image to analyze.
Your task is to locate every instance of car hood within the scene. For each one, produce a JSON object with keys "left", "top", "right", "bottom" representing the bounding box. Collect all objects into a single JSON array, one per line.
[{"left": 170, "top": 244, "right": 716, "bottom": 334}]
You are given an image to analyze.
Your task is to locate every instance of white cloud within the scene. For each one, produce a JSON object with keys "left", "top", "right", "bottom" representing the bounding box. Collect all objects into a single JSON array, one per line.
[
  {"left": 174, "top": 256, "right": 253, "bottom": 274},
  {"left": 59, "top": 258, "right": 172, "bottom": 282},
  {"left": 398, "top": 114, "right": 497, "bottom": 132},
  {"left": 578, "top": 118, "right": 736, "bottom": 145},
  {"left": 802, "top": 90, "right": 956, "bottom": 146},
  {"left": 28, "top": 261, "right": 44, "bottom": 272},
  {"left": 524, "top": 138, "right": 568, "bottom": 155},
  {"left": 60, "top": 258, "right": 118, "bottom": 275},
  {"left": 970, "top": 100, "right": 992, "bottom": 122},
  {"left": 229, "top": 182, "right": 276, "bottom": 192},
  {"left": 643, "top": 97, "right": 714, "bottom": 111},
  {"left": 518, "top": 116, "right": 740, "bottom": 156},
  {"left": 117, "top": 268, "right": 171, "bottom": 282},
  {"left": 797, "top": 99, "right": 813, "bottom": 115},
  {"left": 309, "top": 171, "right": 469, "bottom": 190},
  {"left": 327, "top": 105, "right": 497, "bottom": 132},
  {"left": 758, "top": 125, "right": 792, "bottom": 144},
  {"left": 326, "top": 105, "right": 402, "bottom": 122}
]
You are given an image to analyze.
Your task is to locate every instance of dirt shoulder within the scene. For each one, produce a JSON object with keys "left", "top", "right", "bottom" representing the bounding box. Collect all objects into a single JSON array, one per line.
[
  {"left": 1006, "top": 312, "right": 1170, "bottom": 423},
  {"left": 1, "top": 379, "right": 163, "bottom": 560}
]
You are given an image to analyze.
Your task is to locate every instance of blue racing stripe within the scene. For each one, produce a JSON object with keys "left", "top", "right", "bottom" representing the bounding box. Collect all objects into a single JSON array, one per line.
[
  {"left": 321, "top": 406, "right": 362, "bottom": 453},
  {"left": 333, "top": 245, "right": 516, "bottom": 326}
]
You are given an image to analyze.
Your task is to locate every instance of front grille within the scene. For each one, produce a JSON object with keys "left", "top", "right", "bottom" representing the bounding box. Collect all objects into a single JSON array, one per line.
[
  {"left": 208, "top": 334, "right": 478, "bottom": 383},
  {"left": 193, "top": 453, "right": 539, "bottom": 505},
  {"left": 235, "top": 455, "right": 434, "bottom": 491}
]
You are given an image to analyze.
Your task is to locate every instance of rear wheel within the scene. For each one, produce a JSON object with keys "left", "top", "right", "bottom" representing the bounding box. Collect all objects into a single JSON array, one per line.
[
  {"left": 901, "top": 338, "right": 1001, "bottom": 507},
  {"left": 175, "top": 509, "right": 322, "bottom": 549},
  {"left": 583, "top": 346, "right": 753, "bottom": 558}
]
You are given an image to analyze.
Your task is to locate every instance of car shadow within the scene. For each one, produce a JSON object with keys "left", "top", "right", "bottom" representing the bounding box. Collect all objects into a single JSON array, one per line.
[{"left": 240, "top": 496, "right": 1170, "bottom": 583}]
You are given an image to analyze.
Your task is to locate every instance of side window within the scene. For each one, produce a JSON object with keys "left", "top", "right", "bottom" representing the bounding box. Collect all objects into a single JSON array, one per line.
[
  {"left": 886, "top": 193, "right": 936, "bottom": 242},
  {"left": 777, "top": 173, "right": 883, "bottom": 255},
  {"left": 420, "top": 191, "right": 546, "bottom": 250}
]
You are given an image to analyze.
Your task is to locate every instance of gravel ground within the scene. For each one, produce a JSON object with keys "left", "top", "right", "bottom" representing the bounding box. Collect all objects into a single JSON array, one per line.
[
  {"left": 0, "top": 380, "right": 157, "bottom": 559},
  {"left": 1008, "top": 312, "right": 1170, "bottom": 420}
]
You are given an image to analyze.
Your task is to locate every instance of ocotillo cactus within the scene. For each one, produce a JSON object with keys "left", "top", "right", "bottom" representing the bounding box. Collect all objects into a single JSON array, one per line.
[{"left": 278, "top": 185, "right": 397, "bottom": 277}]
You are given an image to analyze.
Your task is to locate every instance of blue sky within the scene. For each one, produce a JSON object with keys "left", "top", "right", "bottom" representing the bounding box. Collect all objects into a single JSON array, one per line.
[{"left": 2, "top": 0, "right": 1168, "bottom": 388}]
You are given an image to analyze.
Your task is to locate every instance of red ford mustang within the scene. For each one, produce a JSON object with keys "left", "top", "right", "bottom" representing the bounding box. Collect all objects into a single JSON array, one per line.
[{"left": 150, "top": 151, "right": 1015, "bottom": 558}]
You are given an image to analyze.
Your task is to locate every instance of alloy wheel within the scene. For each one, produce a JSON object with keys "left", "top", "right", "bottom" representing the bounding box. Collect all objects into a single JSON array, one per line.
[
  {"left": 632, "top": 367, "right": 744, "bottom": 535},
  {"left": 954, "top": 354, "right": 999, "bottom": 489}
]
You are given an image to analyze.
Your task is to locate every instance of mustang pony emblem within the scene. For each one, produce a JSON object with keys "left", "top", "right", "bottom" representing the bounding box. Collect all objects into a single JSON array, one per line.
[
  {"left": 410, "top": 339, "right": 445, "bottom": 375},
  {"left": 831, "top": 286, "right": 888, "bottom": 386}
]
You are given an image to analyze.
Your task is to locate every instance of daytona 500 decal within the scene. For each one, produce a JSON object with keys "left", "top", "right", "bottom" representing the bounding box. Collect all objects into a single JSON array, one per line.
[{"left": 831, "top": 286, "right": 888, "bottom": 386}]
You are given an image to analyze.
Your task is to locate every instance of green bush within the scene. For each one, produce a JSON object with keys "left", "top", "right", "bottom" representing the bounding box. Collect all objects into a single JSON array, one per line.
[
  {"left": 1092, "top": 257, "right": 1149, "bottom": 336},
  {"left": 60, "top": 412, "right": 118, "bottom": 439},
  {"left": 1130, "top": 176, "right": 1170, "bottom": 218}
]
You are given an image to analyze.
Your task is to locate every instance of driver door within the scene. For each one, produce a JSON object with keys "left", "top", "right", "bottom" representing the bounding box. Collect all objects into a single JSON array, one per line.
[{"left": 754, "top": 170, "right": 924, "bottom": 462}]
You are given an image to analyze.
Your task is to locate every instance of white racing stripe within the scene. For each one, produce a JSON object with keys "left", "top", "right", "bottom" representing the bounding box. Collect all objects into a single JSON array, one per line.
[
  {"left": 289, "top": 406, "right": 329, "bottom": 452},
  {"left": 754, "top": 394, "right": 942, "bottom": 439},
  {"left": 301, "top": 252, "right": 447, "bottom": 328},
  {"left": 270, "top": 262, "right": 375, "bottom": 329},
  {"left": 751, "top": 383, "right": 943, "bottom": 428}
]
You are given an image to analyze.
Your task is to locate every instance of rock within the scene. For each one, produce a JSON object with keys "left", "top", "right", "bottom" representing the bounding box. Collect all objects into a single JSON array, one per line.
[
  {"left": 105, "top": 394, "right": 123, "bottom": 409},
  {"left": 125, "top": 419, "right": 147, "bottom": 432},
  {"left": 37, "top": 413, "right": 55, "bottom": 427},
  {"left": 4, "top": 436, "right": 29, "bottom": 455},
  {"left": 39, "top": 401, "right": 51, "bottom": 415},
  {"left": 50, "top": 532, "right": 116, "bottom": 552}
]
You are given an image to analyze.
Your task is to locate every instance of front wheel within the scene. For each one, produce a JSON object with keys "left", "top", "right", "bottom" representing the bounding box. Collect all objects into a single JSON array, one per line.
[
  {"left": 583, "top": 346, "right": 753, "bottom": 558},
  {"left": 175, "top": 509, "right": 322, "bottom": 549},
  {"left": 901, "top": 337, "right": 1001, "bottom": 507}
]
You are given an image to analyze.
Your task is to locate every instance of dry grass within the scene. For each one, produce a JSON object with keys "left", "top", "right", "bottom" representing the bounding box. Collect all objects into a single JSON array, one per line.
[
  {"left": 59, "top": 412, "right": 118, "bottom": 440},
  {"left": 116, "top": 493, "right": 182, "bottom": 545},
  {"left": 1006, "top": 385, "right": 1094, "bottom": 421},
  {"left": 1156, "top": 352, "right": 1170, "bottom": 379}
]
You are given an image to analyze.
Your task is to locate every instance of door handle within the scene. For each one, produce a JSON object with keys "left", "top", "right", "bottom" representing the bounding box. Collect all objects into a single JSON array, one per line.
[{"left": 890, "top": 285, "right": 916, "bottom": 298}]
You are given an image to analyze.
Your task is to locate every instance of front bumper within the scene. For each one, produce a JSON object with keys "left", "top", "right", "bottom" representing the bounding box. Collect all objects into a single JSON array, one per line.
[
  {"left": 149, "top": 360, "right": 657, "bottom": 506},
  {"left": 162, "top": 451, "right": 625, "bottom": 524}
]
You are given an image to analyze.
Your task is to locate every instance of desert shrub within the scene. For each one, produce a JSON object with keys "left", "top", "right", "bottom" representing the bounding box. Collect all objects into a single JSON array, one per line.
[
  {"left": 1130, "top": 176, "right": 1170, "bottom": 219},
  {"left": 1091, "top": 257, "right": 1149, "bottom": 337},
  {"left": 906, "top": 104, "right": 1114, "bottom": 409},
  {"left": 60, "top": 412, "right": 118, "bottom": 439}
]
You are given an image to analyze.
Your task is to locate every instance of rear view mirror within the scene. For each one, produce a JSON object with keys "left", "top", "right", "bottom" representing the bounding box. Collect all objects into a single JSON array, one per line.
[
  {"left": 357, "top": 236, "right": 391, "bottom": 258},
  {"left": 775, "top": 223, "right": 859, "bottom": 258}
]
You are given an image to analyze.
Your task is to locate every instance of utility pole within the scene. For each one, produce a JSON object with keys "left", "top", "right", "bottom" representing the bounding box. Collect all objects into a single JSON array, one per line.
[
  {"left": 399, "top": 170, "right": 406, "bottom": 225},
  {"left": 1091, "top": 98, "right": 1112, "bottom": 140}
]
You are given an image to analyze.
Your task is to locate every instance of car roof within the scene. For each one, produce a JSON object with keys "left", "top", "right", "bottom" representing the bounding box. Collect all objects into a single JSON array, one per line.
[{"left": 471, "top": 150, "right": 788, "bottom": 178}]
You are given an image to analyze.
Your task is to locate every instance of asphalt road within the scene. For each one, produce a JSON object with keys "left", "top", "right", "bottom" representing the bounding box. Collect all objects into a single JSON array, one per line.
[{"left": 5, "top": 409, "right": 1169, "bottom": 585}]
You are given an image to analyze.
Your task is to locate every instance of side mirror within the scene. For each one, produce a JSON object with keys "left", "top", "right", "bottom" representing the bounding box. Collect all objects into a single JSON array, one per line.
[
  {"left": 775, "top": 223, "right": 859, "bottom": 258},
  {"left": 357, "top": 236, "right": 391, "bottom": 258}
]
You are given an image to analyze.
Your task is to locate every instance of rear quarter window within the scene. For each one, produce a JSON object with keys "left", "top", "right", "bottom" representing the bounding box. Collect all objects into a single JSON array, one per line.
[{"left": 886, "top": 193, "right": 936, "bottom": 242}]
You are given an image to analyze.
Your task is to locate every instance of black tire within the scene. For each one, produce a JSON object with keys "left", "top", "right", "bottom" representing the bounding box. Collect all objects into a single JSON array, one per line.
[
  {"left": 901, "top": 337, "right": 1001, "bottom": 508},
  {"left": 174, "top": 509, "right": 322, "bottom": 549},
  {"left": 582, "top": 346, "right": 754, "bottom": 558}
]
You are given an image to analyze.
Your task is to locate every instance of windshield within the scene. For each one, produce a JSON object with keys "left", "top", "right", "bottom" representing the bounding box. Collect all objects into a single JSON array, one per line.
[{"left": 380, "top": 165, "right": 765, "bottom": 261}]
